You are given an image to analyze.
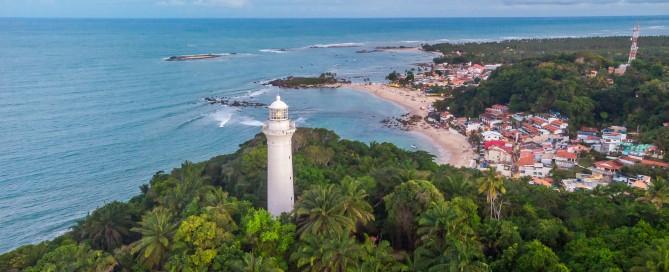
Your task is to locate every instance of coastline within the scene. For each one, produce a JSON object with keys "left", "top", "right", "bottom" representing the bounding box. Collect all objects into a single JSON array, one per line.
[{"left": 339, "top": 82, "right": 476, "bottom": 168}]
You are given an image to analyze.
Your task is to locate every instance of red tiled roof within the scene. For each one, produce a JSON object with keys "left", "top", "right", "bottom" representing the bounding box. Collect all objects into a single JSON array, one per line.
[
  {"left": 522, "top": 123, "right": 539, "bottom": 134},
  {"left": 532, "top": 177, "right": 554, "bottom": 187},
  {"left": 595, "top": 160, "right": 625, "bottom": 171},
  {"left": 484, "top": 140, "right": 512, "bottom": 152},
  {"left": 518, "top": 156, "right": 535, "bottom": 166},
  {"left": 545, "top": 125, "right": 560, "bottom": 132},
  {"left": 555, "top": 150, "right": 577, "bottom": 160},
  {"left": 632, "top": 180, "right": 649, "bottom": 189},
  {"left": 484, "top": 140, "right": 506, "bottom": 149},
  {"left": 480, "top": 113, "right": 494, "bottom": 119},
  {"left": 550, "top": 120, "right": 567, "bottom": 126},
  {"left": 529, "top": 117, "right": 547, "bottom": 125},
  {"left": 492, "top": 104, "right": 508, "bottom": 110},
  {"left": 641, "top": 160, "right": 669, "bottom": 168}
]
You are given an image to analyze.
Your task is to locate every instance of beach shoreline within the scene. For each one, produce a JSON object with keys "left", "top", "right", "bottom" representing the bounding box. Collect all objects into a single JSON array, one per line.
[{"left": 339, "top": 82, "right": 476, "bottom": 168}]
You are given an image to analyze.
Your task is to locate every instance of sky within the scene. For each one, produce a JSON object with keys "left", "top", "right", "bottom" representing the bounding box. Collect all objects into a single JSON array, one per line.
[{"left": 1, "top": 0, "right": 668, "bottom": 18}]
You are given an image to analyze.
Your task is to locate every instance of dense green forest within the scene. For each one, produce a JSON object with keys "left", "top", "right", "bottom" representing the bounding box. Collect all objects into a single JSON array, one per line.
[
  {"left": 433, "top": 51, "right": 669, "bottom": 155},
  {"left": 2, "top": 128, "right": 669, "bottom": 271},
  {"left": 267, "top": 73, "right": 349, "bottom": 88},
  {"left": 423, "top": 36, "right": 669, "bottom": 64}
]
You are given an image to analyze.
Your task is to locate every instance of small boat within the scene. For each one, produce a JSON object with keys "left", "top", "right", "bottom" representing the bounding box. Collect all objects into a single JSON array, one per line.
[{"left": 411, "top": 144, "right": 418, "bottom": 149}]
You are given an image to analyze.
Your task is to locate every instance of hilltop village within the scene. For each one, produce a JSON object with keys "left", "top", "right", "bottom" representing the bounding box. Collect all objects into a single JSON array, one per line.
[{"left": 384, "top": 42, "right": 668, "bottom": 192}]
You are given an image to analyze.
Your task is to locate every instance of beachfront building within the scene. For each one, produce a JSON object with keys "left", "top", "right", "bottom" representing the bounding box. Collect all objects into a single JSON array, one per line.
[
  {"left": 485, "top": 143, "right": 513, "bottom": 164},
  {"left": 262, "top": 96, "right": 297, "bottom": 216}
]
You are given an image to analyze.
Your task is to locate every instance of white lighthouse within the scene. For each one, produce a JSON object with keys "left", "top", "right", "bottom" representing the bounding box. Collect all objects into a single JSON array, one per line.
[{"left": 262, "top": 95, "right": 297, "bottom": 216}]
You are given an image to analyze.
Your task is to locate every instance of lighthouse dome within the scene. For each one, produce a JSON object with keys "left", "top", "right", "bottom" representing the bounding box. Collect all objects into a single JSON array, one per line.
[
  {"left": 268, "top": 96, "right": 289, "bottom": 120},
  {"left": 269, "top": 96, "right": 288, "bottom": 110}
]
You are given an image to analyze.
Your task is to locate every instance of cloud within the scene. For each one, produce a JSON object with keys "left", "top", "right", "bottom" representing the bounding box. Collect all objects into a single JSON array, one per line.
[
  {"left": 157, "top": 0, "right": 247, "bottom": 8},
  {"left": 500, "top": 0, "right": 618, "bottom": 5},
  {"left": 624, "top": 0, "right": 669, "bottom": 3}
]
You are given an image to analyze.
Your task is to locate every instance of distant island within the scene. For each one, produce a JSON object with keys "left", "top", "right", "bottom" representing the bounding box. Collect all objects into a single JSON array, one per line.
[
  {"left": 165, "top": 54, "right": 228, "bottom": 61},
  {"left": 266, "top": 72, "right": 351, "bottom": 88}
]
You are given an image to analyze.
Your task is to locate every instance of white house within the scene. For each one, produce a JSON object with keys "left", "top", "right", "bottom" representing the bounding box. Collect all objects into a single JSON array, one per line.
[{"left": 482, "top": 131, "right": 503, "bottom": 141}]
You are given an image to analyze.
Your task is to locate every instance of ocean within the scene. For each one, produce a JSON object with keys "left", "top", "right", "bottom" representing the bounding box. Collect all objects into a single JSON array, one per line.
[{"left": 1, "top": 16, "right": 668, "bottom": 253}]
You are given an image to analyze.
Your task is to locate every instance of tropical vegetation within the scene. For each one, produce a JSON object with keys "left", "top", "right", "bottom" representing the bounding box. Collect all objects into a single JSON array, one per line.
[{"left": 2, "top": 128, "right": 669, "bottom": 271}]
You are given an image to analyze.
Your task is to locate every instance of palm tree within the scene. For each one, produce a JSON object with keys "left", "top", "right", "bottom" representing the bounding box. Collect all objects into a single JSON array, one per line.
[
  {"left": 74, "top": 201, "right": 133, "bottom": 251},
  {"left": 292, "top": 232, "right": 363, "bottom": 272},
  {"left": 202, "top": 187, "right": 237, "bottom": 215},
  {"left": 477, "top": 168, "right": 506, "bottom": 220},
  {"left": 293, "top": 184, "right": 354, "bottom": 237},
  {"left": 356, "top": 236, "right": 403, "bottom": 272},
  {"left": 338, "top": 179, "right": 375, "bottom": 228},
  {"left": 231, "top": 253, "right": 283, "bottom": 272},
  {"left": 322, "top": 232, "right": 364, "bottom": 272},
  {"left": 636, "top": 177, "right": 669, "bottom": 209},
  {"left": 292, "top": 234, "right": 328, "bottom": 272},
  {"left": 638, "top": 238, "right": 669, "bottom": 272},
  {"left": 441, "top": 238, "right": 489, "bottom": 272},
  {"left": 130, "top": 207, "right": 177, "bottom": 270},
  {"left": 440, "top": 176, "right": 475, "bottom": 200},
  {"left": 415, "top": 202, "right": 485, "bottom": 272}
]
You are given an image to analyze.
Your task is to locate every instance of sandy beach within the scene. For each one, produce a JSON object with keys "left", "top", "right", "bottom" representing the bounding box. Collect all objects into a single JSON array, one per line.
[{"left": 341, "top": 82, "right": 476, "bottom": 168}]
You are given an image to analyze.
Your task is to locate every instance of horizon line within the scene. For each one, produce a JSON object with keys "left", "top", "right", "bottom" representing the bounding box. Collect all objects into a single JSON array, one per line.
[{"left": 1, "top": 14, "right": 668, "bottom": 20}]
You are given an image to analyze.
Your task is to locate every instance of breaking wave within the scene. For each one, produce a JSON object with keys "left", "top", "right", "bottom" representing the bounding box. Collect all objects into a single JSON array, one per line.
[
  {"left": 259, "top": 49, "right": 289, "bottom": 53},
  {"left": 210, "top": 107, "right": 235, "bottom": 128},
  {"left": 310, "top": 42, "right": 365, "bottom": 48},
  {"left": 238, "top": 116, "right": 264, "bottom": 127}
]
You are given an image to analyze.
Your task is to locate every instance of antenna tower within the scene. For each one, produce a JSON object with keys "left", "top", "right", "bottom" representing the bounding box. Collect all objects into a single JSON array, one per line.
[{"left": 628, "top": 25, "right": 640, "bottom": 64}]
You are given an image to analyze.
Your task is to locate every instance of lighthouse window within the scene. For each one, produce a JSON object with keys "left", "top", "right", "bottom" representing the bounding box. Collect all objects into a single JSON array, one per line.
[{"left": 270, "top": 109, "right": 288, "bottom": 120}]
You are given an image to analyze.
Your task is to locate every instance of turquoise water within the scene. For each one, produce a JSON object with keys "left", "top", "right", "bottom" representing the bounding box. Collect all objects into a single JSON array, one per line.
[{"left": 1, "top": 17, "right": 668, "bottom": 253}]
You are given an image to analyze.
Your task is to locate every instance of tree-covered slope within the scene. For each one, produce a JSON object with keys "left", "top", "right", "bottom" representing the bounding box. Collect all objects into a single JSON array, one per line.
[
  {"left": 2, "top": 128, "right": 669, "bottom": 271},
  {"left": 423, "top": 36, "right": 669, "bottom": 64},
  {"left": 435, "top": 52, "right": 669, "bottom": 151}
]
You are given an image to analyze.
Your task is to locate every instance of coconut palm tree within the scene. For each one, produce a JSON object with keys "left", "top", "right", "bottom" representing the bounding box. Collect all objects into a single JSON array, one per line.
[
  {"left": 231, "top": 253, "right": 283, "bottom": 272},
  {"left": 202, "top": 187, "right": 238, "bottom": 215},
  {"left": 441, "top": 238, "right": 489, "bottom": 272},
  {"left": 291, "top": 234, "right": 327, "bottom": 272},
  {"left": 477, "top": 168, "right": 506, "bottom": 220},
  {"left": 73, "top": 201, "right": 133, "bottom": 251},
  {"left": 130, "top": 207, "right": 177, "bottom": 270},
  {"left": 338, "top": 178, "right": 374, "bottom": 228},
  {"left": 292, "top": 232, "right": 363, "bottom": 272},
  {"left": 322, "top": 232, "right": 364, "bottom": 272},
  {"left": 293, "top": 184, "right": 354, "bottom": 237}
]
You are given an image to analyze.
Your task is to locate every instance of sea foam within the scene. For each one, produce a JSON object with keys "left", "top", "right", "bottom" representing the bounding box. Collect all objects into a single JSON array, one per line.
[
  {"left": 238, "top": 116, "right": 264, "bottom": 127},
  {"left": 259, "top": 49, "right": 289, "bottom": 53},
  {"left": 310, "top": 42, "right": 365, "bottom": 48},
  {"left": 210, "top": 108, "right": 235, "bottom": 128}
]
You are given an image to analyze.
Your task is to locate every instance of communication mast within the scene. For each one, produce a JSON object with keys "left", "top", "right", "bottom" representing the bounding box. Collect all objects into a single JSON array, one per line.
[{"left": 628, "top": 25, "right": 640, "bottom": 64}]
